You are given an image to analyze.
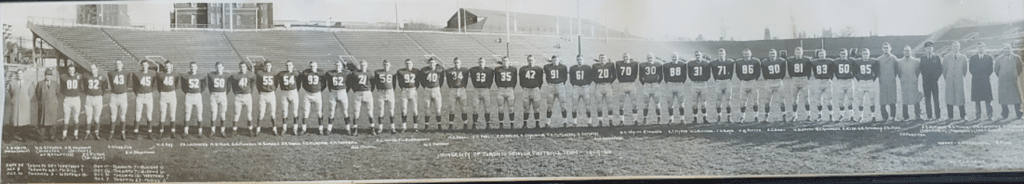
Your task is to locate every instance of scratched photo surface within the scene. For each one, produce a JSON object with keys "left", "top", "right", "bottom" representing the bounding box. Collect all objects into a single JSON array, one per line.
[{"left": 2, "top": 0, "right": 1024, "bottom": 182}]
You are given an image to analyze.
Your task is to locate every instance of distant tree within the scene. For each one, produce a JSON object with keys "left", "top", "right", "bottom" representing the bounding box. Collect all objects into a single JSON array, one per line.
[
  {"left": 838, "top": 26, "right": 857, "bottom": 37},
  {"left": 696, "top": 34, "right": 704, "bottom": 41}
]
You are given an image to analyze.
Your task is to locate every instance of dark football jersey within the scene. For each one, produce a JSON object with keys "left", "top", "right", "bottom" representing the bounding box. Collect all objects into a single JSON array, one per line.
[
  {"left": 854, "top": 58, "right": 879, "bottom": 81},
  {"left": 230, "top": 72, "right": 256, "bottom": 94},
  {"left": 761, "top": 58, "right": 787, "bottom": 80},
  {"left": 833, "top": 58, "right": 856, "bottom": 79},
  {"left": 638, "top": 62, "right": 662, "bottom": 84},
  {"left": 592, "top": 62, "right": 617, "bottom": 84},
  {"left": 396, "top": 68, "right": 419, "bottom": 88},
  {"left": 787, "top": 56, "right": 813, "bottom": 78},
  {"left": 325, "top": 69, "right": 351, "bottom": 91},
  {"left": 687, "top": 61, "right": 713, "bottom": 82},
  {"left": 181, "top": 72, "right": 206, "bottom": 94},
  {"left": 299, "top": 69, "right": 326, "bottom": 93},
  {"left": 156, "top": 72, "right": 179, "bottom": 92},
  {"left": 348, "top": 71, "right": 374, "bottom": 92},
  {"left": 811, "top": 58, "right": 835, "bottom": 80},
  {"left": 418, "top": 67, "right": 444, "bottom": 88},
  {"left": 569, "top": 64, "right": 594, "bottom": 86},
  {"left": 373, "top": 69, "right": 395, "bottom": 90},
  {"left": 519, "top": 66, "right": 544, "bottom": 88},
  {"left": 662, "top": 61, "right": 687, "bottom": 83},
  {"left": 207, "top": 72, "right": 231, "bottom": 93},
  {"left": 615, "top": 60, "right": 639, "bottom": 83},
  {"left": 445, "top": 67, "right": 469, "bottom": 88},
  {"left": 82, "top": 74, "right": 107, "bottom": 96},
  {"left": 132, "top": 71, "right": 156, "bottom": 94},
  {"left": 710, "top": 59, "right": 735, "bottom": 80},
  {"left": 255, "top": 71, "right": 277, "bottom": 93},
  {"left": 108, "top": 70, "right": 131, "bottom": 94},
  {"left": 494, "top": 66, "right": 518, "bottom": 88},
  {"left": 735, "top": 58, "right": 761, "bottom": 81},
  {"left": 61, "top": 74, "right": 83, "bottom": 97},
  {"left": 277, "top": 71, "right": 299, "bottom": 91},
  {"left": 469, "top": 66, "right": 494, "bottom": 88},
  {"left": 543, "top": 64, "right": 569, "bottom": 84}
]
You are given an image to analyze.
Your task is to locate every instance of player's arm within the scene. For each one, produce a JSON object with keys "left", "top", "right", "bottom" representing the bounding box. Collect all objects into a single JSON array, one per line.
[{"left": 829, "top": 62, "right": 838, "bottom": 80}]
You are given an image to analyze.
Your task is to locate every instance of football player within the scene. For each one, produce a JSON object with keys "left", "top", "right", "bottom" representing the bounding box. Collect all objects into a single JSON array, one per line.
[
  {"left": 734, "top": 49, "right": 761, "bottom": 123},
  {"left": 761, "top": 49, "right": 787, "bottom": 123},
  {"left": 419, "top": 58, "right": 446, "bottom": 130},
  {"left": 181, "top": 61, "right": 206, "bottom": 137},
  {"left": 688, "top": 51, "right": 713, "bottom": 124},
  {"left": 374, "top": 60, "right": 398, "bottom": 133},
  {"left": 662, "top": 53, "right": 687, "bottom": 124},
  {"left": 543, "top": 55, "right": 570, "bottom": 127},
  {"left": 396, "top": 59, "right": 420, "bottom": 132},
  {"left": 278, "top": 61, "right": 301, "bottom": 135},
  {"left": 854, "top": 48, "right": 880, "bottom": 122},
  {"left": 61, "top": 63, "right": 83, "bottom": 140},
  {"left": 519, "top": 55, "right": 545, "bottom": 128},
  {"left": 710, "top": 48, "right": 735, "bottom": 123},
  {"left": 494, "top": 57, "right": 518, "bottom": 129},
  {"left": 208, "top": 62, "right": 231, "bottom": 137},
  {"left": 83, "top": 63, "right": 107, "bottom": 140},
  {"left": 350, "top": 60, "right": 376, "bottom": 135},
  {"left": 592, "top": 54, "right": 617, "bottom": 126},
  {"left": 445, "top": 58, "right": 470, "bottom": 130},
  {"left": 325, "top": 60, "right": 351, "bottom": 135},
  {"left": 638, "top": 53, "right": 663, "bottom": 124},
  {"left": 108, "top": 60, "right": 131, "bottom": 140},
  {"left": 300, "top": 61, "right": 327, "bottom": 135},
  {"left": 810, "top": 49, "right": 834, "bottom": 121},
  {"left": 256, "top": 61, "right": 279, "bottom": 135},
  {"left": 615, "top": 53, "right": 640, "bottom": 125},
  {"left": 469, "top": 57, "right": 494, "bottom": 129},
  {"left": 156, "top": 61, "right": 179, "bottom": 138},
  {"left": 833, "top": 49, "right": 857, "bottom": 121},
  {"left": 231, "top": 62, "right": 256, "bottom": 136},
  {"left": 569, "top": 55, "right": 595, "bottom": 127},
  {"left": 787, "top": 47, "right": 813, "bottom": 122}
]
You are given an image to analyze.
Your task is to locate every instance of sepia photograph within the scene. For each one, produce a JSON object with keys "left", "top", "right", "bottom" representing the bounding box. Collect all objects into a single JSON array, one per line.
[{"left": 2, "top": 0, "right": 1024, "bottom": 183}]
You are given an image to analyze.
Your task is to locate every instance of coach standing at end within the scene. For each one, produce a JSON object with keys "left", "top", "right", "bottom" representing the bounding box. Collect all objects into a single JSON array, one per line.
[
  {"left": 969, "top": 42, "right": 995, "bottom": 121},
  {"left": 920, "top": 42, "right": 943, "bottom": 120},
  {"left": 995, "top": 43, "right": 1023, "bottom": 119}
]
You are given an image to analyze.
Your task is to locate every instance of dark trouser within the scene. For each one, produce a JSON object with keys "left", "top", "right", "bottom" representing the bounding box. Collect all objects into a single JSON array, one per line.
[
  {"left": 947, "top": 105, "right": 966, "bottom": 119},
  {"left": 1001, "top": 104, "right": 1022, "bottom": 119},
  {"left": 881, "top": 104, "right": 897, "bottom": 120},
  {"left": 923, "top": 82, "right": 940, "bottom": 119},
  {"left": 975, "top": 101, "right": 993, "bottom": 118},
  {"left": 903, "top": 104, "right": 921, "bottom": 119}
]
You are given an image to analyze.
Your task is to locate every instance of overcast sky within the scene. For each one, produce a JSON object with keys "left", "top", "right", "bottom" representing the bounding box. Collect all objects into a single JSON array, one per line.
[{"left": 2, "top": 0, "right": 1023, "bottom": 41}]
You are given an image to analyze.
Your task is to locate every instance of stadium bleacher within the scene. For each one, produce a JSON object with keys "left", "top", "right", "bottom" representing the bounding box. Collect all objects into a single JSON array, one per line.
[
  {"left": 334, "top": 31, "right": 427, "bottom": 68},
  {"left": 104, "top": 29, "right": 241, "bottom": 72},
  {"left": 225, "top": 30, "right": 348, "bottom": 66},
  {"left": 34, "top": 25, "right": 132, "bottom": 72},
  {"left": 405, "top": 32, "right": 496, "bottom": 62}
]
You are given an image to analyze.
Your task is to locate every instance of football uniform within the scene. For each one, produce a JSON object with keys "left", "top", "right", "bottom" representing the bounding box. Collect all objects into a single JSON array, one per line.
[
  {"left": 256, "top": 71, "right": 277, "bottom": 126},
  {"left": 325, "top": 69, "right": 351, "bottom": 122},
  {"left": 207, "top": 72, "right": 230, "bottom": 134},
  {"left": 108, "top": 70, "right": 131, "bottom": 128},
  {"left": 688, "top": 60, "right": 713, "bottom": 123},
  {"left": 300, "top": 69, "right": 326, "bottom": 121},
  {"left": 133, "top": 71, "right": 156, "bottom": 131},
  {"left": 373, "top": 69, "right": 397, "bottom": 131},
  {"left": 810, "top": 58, "right": 835, "bottom": 121},
  {"left": 710, "top": 58, "right": 735, "bottom": 122},
  {"left": 614, "top": 59, "right": 640, "bottom": 122},
  {"left": 786, "top": 56, "right": 813, "bottom": 121},
  {"left": 350, "top": 70, "right": 375, "bottom": 132},
  {"left": 519, "top": 65, "right": 545, "bottom": 128},
  {"left": 833, "top": 58, "right": 856, "bottom": 121},
  {"left": 445, "top": 66, "right": 470, "bottom": 126},
  {"left": 761, "top": 57, "right": 787, "bottom": 122},
  {"left": 82, "top": 74, "right": 107, "bottom": 126},
  {"left": 854, "top": 57, "right": 880, "bottom": 122},
  {"left": 419, "top": 66, "right": 445, "bottom": 126},
  {"left": 638, "top": 61, "right": 663, "bottom": 124},
  {"left": 734, "top": 57, "right": 761, "bottom": 122},
  {"left": 396, "top": 68, "right": 420, "bottom": 126},
  {"left": 277, "top": 70, "right": 300, "bottom": 124},
  {"left": 60, "top": 73, "right": 83, "bottom": 138},
  {"left": 156, "top": 71, "right": 179, "bottom": 126},
  {"left": 468, "top": 66, "right": 494, "bottom": 125},
  {"left": 662, "top": 60, "right": 687, "bottom": 123},
  {"left": 591, "top": 62, "right": 617, "bottom": 125},
  {"left": 569, "top": 63, "right": 595, "bottom": 126},
  {"left": 494, "top": 66, "right": 518, "bottom": 127},
  {"left": 543, "top": 63, "right": 570, "bottom": 126},
  {"left": 181, "top": 71, "right": 206, "bottom": 130},
  {"left": 231, "top": 72, "right": 256, "bottom": 129}
]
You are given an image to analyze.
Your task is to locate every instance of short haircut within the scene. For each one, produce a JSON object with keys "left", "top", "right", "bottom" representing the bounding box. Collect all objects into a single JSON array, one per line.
[
  {"left": 453, "top": 57, "right": 460, "bottom": 61},
  {"left": 190, "top": 61, "right": 198, "bottom": 65},
  {"left": 264, "top": 61, "right": 272, "bottom": 65},
  {"left": 743, "top": 48, "right": 751, "bottom": 52},
  {"left": 718, "top": 48, "right": 726, "bottom": 52},
  {"left": 165, "top": 60, "right": 173, "bottom": 65},
  {"left": 215, "top": 62, "right": 222, "bottom": 66},
  {"left": 769, "top": 49, "right": 777, "bottom": 53},
  {"left": 309, "top": 61, "right": 316, "bottom": 64},
  {"left": 383, "top": 59, "right": 389, "bottom": 64},
  {"left": 882, "top": 42, "right": 891, "bottom": 47},
  {"left": 405, "top": 58, "right": 412, "bottom": 62},
  {"left": 239, "top": 61, "right": 247, "bottom": 66},
  {"left": 285, "top": 60, "right": 293, "bottom": 64},
  {"left": 502, "top": 56, "right": 509, "bottom": 60},
  {"left": 924, "top": 41, "right": 934, "bottom": 48},
  {"left": 977, "top": 42, "right": 986, "bottom": 46}
]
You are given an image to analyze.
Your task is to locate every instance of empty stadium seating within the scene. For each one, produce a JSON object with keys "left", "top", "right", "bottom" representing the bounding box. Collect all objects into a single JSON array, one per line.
[
  {"left": 334, "top": 31, "right": 427, "bottom": 68},
  {"left": 104, "top": 29, "right": 241, "bottom": 72},
  {"left": 34, "top": 25, "right": 132, "bottom": 72},
  {"left": 406, "top": 32, "right": 496, "bottom": 61}
]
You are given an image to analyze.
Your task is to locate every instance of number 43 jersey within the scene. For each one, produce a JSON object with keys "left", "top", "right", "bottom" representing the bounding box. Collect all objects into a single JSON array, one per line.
[
  {"left": 108, "top": 70, "right": 131, "bottom": 94},
  {"left": 181, "top": 72, "right": 207, "bottom": 93}
]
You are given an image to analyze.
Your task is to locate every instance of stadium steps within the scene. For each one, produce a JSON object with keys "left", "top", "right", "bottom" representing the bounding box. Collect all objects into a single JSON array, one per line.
[
  {"left": 333, "top": 31, "right": 427, "bottom": 69},
  {"left": 220, "top": 32, "right": 247, "bottom": 64},
  {"left": 468, "top": 35, "right": 546, "bottom": 64},
  {"left": 29, "top": 24, "right": 132, "bottom": 74},
  {"left": 100, "top": 28, "right": 142, "bottom": 65},
  {"left": 104, "top": 29, "right": 241, "bottom": 72},
  {"left": 405, "top": 32, "right": 496, "bottom": 62},
  {"left": 226, "top": 31, "right": 349, "bottom": 69}
]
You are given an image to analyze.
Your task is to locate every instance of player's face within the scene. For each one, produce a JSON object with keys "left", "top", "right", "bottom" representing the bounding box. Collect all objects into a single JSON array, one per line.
[
  {"left": 552, "top": 57, "right": 560, "bottom": 65},
  {"left": 191, "top": 64, "right": 198, "bottom": 72},
  {"left": 882, "top": 44, "right": 891, "bottom": 53},
  {"left": 977, "top": 45, "right": 986, "bottom": 54},
  {"left": 311, "top": 62, "right": 318, "bottom": 70},
  {"left": 166, "top": 63, "right": 174, "bottom": 72},
  {"left": 240, "top": 64, "right": 248, "bottom": 72},
  {"left": 264, "top": 63, "right": 272, "bottom": 72},
  {"left": 951, "top": 43, "right": 960, "bottom": 51},
  {"left": 576, "top": 56, "right": 583, "bottom": 64},
  {"left": 384, "top": 62, "right": 391, "bottom": 70},
  {"left": 742, "top": 50, "right": 751, "bottom": 58},
  {"left": 360, "top": 62, "right": 368, "bottom": 71},
  {"left": 671, "top": 54, "right": 679, "bottom": 62},
  {"left": 503, "top": 58, "right": 510, "bottom": 67},
  {"left": 478, "top": 59, "right": 485, "bottom": 66},
  {"left": 598, "top": 55, "right": 606, "bottom": 62},
  {"left": 142, "top": 62, "right": 149, "bottom": 71},
  {"left": 862, "top": 49, "right": 870, "bottom": 59},
  {"left": 622, "top": 54, "right": 630, "bottom": 61},
  {"left": 694, "top": 52, "right": 702, "bottom": 61},
  {"left": 428, "top": 59, "right": 437, "bottom": 68},
  {"left": 217, "top": 64, "right": 224, "bottom": 73},
  {"left": 840, "top": 51, "right": 847, "bottom": 59},
  {"left": 903, "top": 47, "right": 912, "bottom": 57},
  {"left": 454, "top": 59, "right": 461, "bottom": 67},
  {"left": 769, "top": 51, "right": 777, "bottom": 59},
  {"left": 718, "top": 50, "right": 726, "bottom": 58},
  {"left": 337, "top": 62, "right": 344, "bottom": 70},
  {"left": 115, "top": 61, "right": 123, "bottom": 71},
  {"left": 69, "top": 66, "right": 76, "bottom": 74},
  {"left": 817, "top": 51, "right": 826, "bottom": 59},
  {"left": 90, "top": 64, "right": 98, "bottom": 75},
  {"left": 794, "top": 48, "right": 803, "bottom": 57},
  {"left": 406, "top": 60, "right": 414, "bottom": 69},
  {"left": 926, "top": 47, "right": 934, "bottom": 53},
  {"left": 286, "top": 62, "right": 294, "bottom": 71}
]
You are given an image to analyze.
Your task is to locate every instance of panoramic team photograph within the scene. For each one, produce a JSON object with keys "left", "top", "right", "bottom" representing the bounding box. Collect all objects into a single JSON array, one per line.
[{"left": 2, "top": 0, "right": 1023, "bottom": 182}]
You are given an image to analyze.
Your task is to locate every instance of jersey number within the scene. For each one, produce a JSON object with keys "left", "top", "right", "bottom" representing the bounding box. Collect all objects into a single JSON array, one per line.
[
  {"left": 619, "top": 67, "right": 632, "bottom": 76},
  {"left": 88, "top": 79, "right": 100, "bottom": 90},
  {"left": 452, "top": 72, "right": 464, "bottom": 80},
  {"left": 380, "top": 74, "right": 393, "bottom": 84},
  {"left": 475, "top": 73, "right": 487, "bottom": 82},
  {"left": 427, "top": 73, "right": 439, "bottom": 82},
  {"left": 67, "top": 80, "right": 78, "bottom": 89},
  {"left": 333, "top": 76, "right": 344, "bottom": 86},
  {"left": 113, "top": 75, "right": 125, "bottom": 85},
  {"left": 859, "top": 65, "right": 872, "bottom": 74},
  {"left": 239, "top": 78, "right": 248, "bottom": 87},
  {"left": 717, "top": 66, "right": 727, "bottom": 75},
  {"left": 816, "top": 65, "right": 828, "bottom": 74},
  {"left": 644, "top": 67, "right": 657, "bottom": 75},
  {"left": 549, "top": 70, "right": 559, "bottom": 79},
  {"left": 501, "top": 72, "right": 513, "bottom": 81},
  {"left": 575, "top": 70, "right": 586, "bottom": 80},
  {"left": 597, "top": 69, "right": 609, "bottom": 78},
  {"left": 282, "top": 76, "right": 295, "bottom": 86},
  {"left": 140, "top": 77, "right": 151, "bottom": 87},
  {"left": 838, "top": 64, "right": 850, "bottom": 74},
  {"left": 358, "top": 75, "right": 367, "bottom": 85},
  {"left": 404, "top": 74, "right": 416, "bottom": 84},
  {"left": 189, "top": 79, "right": 200, "bottom": 89},
  {"left": 525, "top": 70, "right": 537, "bottom": 79},
  {"left": 741, "top": 65, "right": 754, "bottom": 74},
  {"left": 692, "top": 67, "right": 702, "bottom": 76},
  {"left": 308, "top": 76, "right": 319, "bottom": 85},
  {"left": 768, "top": 65, "right": 781, "bottom": 74},
  {"left": 214, "top": 78, "right": 225, "bottom": 88},
  {"left": 669, "top": 67, "right": 682, "bottom": 76},
  {"left": 794, "top": 64, "right": 804, "bottom": 74},
  {"left": 163, "top": 77, "right": 174, "bottom": 86},
  {"left": 262, "top": 76, "right": 274, "bottom": 86}
]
